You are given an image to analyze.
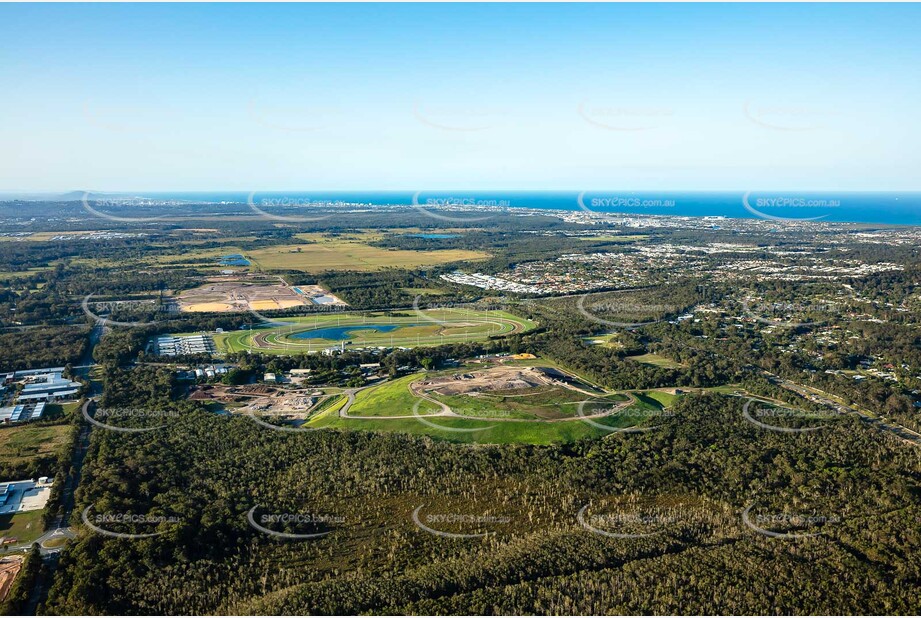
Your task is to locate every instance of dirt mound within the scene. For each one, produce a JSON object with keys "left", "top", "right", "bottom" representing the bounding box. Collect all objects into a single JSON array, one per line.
[
  {"left": 0, "top": 557, "right": 23, "bottom": 603},
  {"left": 418, "top": 366, "right": 551, "bottom": 396}
]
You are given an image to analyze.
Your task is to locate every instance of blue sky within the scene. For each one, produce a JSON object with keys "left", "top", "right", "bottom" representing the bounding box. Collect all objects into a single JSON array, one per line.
[{"left": 2, "top": 2, "right": 920, "bottom": 192}]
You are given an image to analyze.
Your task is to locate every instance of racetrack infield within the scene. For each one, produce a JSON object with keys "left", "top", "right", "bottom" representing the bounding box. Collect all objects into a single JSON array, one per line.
[{"left": 214, "top": 308, "right": 535, "bottom": 354}]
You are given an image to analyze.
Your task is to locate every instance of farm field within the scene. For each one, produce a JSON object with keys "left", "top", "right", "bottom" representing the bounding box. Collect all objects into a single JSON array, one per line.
[
  {"left": 66, "top": 230, "right": 489, "bottom": 273},
  {"left": 0, "top": 267, "right": 53, "bottom": 282},
  {"left": 245, "top": 232, "right": 488, "bottom": 272},
  {"left": 213, "top": 308, "right": 535, "bottom": 354}
]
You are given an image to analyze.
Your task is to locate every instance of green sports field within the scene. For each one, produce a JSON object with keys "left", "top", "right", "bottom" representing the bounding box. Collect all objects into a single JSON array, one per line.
[{"left": 214, "top": 308, "right": 535, "bottom": 354}]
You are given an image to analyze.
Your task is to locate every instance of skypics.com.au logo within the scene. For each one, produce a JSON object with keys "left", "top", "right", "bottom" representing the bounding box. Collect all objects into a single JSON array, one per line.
[
  {"left": 412, "top": 102, "right": 508, "bottom": 132},
  {"left": 246, "top": 506, "right": 344, "bottom": 540},
  {"left": 80, "top": 194, "right": 168, "bottom": 223},
  {"left": 81, "top": 293, "right": 170, "bottom": 328},
  {"left": 411, "top": 191, "right": 510, "bottom": 223},
  {"left": 82, "top": 402, "right": 180, "bottom": 434},
  {"left": 741, "top": 191, "right": 841, "bottom": 223},
  {"left": 742, "top": 502, "right": 841, "bottom": 540},
  {"left": 409, "top": 398, "right": 498, "bottom": 434},
  {"left": 576, "top": 399, "right": 676, "bottom": 434},
  {"left": 577, "top": 192, "right": 677, "bottom": 214},
  {"left": 741, "top": 297, "right": 836, "bottom": 329},
  {"left": 576, "top": 294, "right": 678, "bottom": 330},
  {"left": 577, "top": 501, "right": 688, "bottom": 539},
  {"left": 743, "top": 101, "right": 837, "bottom": 132},
  {"left": 741, "top": 399, "right": 838, "bottom": 434},
  {"left": 246, "top": 192, "right": 336, "bottom": 222},
  {"left": 81, "top": 191, "right": 340, "bottom": 224},
  {"left": 411, "top": 505, "right": 511, "bottom": 539},
  {"left": 577, "top": 101, "right": 675, "bottom": 132},
  {"left": 82, "top": 506, "right": 182, "bottom": 540}
]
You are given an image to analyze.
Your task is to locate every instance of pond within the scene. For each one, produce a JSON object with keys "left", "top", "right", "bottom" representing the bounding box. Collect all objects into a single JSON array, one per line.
[{"left": 291, "top": 323, "right": 424, "bottom": 341}]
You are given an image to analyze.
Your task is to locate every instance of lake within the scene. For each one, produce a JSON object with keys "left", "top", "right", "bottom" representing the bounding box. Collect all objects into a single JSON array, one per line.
[{"left": 291, "top": 323, "right": 422, "bottom": 341}]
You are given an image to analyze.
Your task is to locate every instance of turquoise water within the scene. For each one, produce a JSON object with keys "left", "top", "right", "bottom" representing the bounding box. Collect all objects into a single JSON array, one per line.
[
  {"left": 220, "top": 253, "right": 250, "bottom": 266},
  {"left": 291, "top": 323, "right": 423, "bottom": 341}
]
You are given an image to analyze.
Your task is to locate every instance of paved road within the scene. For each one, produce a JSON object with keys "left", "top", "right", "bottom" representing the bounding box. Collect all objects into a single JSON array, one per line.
[
  {"left": 760, "top": 369, "right": 921, "bottom": 447},
  {"left": 9, "top": 527, "right": 76, "bottom": 556},
  {"left": 20, "top": 323, "right": 104, "bottom": 614}
]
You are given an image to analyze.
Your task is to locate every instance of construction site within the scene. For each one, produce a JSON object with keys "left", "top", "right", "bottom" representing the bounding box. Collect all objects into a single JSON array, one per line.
[
  {"left": 188, "top": 382, "right": 341, "bottom": 420},
  {"left": 412, "top": 365, "right": 601, "bottom": 399},
  {"left": 0, "top": 556, "right": 22, "bottom": 604},
  {"left": 176, "top": 275, "right": 346, "bottom": 313}
]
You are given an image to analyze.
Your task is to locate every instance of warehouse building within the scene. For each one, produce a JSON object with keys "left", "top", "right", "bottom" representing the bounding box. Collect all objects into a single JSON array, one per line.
[
  {"left": 154, "top": 334, "right": 216, "bottom": 356},
  {"left": 0, "top": 402, "right": 47, "bottom": 424},
  {"left": 16, "top": 371, "right": 81, "bottom": 403}
]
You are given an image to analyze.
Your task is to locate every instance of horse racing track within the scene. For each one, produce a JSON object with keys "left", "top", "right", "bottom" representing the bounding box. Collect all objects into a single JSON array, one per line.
[{"left": 214, "top": 308, "right": 536, "bottom": 354}]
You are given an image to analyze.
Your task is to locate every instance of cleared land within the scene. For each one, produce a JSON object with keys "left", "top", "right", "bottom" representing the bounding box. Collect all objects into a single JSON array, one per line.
[
  {"left": 414, "top": 365, "right": 615, "bottom": 421},
  {"left": 190, "top": 383, "right": 343, "bottom": 419},
  {"left": 177, "top": 277, "right": 345, "bottom": 313},
  {"left": 0, "top": 557, "right": 22, "bottom": 602},
  {"left": 65, "top": 230, "right": 487, "bottom": 273},
  {"left": 214, "top": 308, "right": 535, "bottom": 354},
  {"left": 0, "top": 510, "right": 44, "bottom": 546},
  {"left": 0, "top": 423, "right": 72, "bottom": 473},
  {"left": 245, "top": 232, "right": 488, "bottom": 272},
  {"left": 627, "top": 353, "right": 684, "bottom": 369},
  {"left": 303, "top": 359, "right": 675, "bottom": 445}
]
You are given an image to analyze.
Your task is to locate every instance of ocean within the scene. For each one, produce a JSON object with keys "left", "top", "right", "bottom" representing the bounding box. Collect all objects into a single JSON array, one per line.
[{"left": 140, "top": 191, "right": 921, "bottom": 226}]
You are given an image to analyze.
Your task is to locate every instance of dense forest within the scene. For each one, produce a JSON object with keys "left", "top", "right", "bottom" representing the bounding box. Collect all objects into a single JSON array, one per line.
[
  {"left": 0, "top": 326, "right": 89, "bottom": 370},
  {"left": 42, "top": 362, "right": 921, "bottom": 615}
]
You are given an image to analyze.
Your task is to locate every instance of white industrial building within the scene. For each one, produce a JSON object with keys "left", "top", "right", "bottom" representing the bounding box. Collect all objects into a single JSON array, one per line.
[
  {"left": 1, "top": 396, "right": 51, "bottom": 424},
  {"left": 0, "top": 367, "right": 79, "bottom": 423},
  {"left": 154, "top": 334, "right": 216, "bottom": 356},
  {"left": 0, "top": 478, "right": 54, "bottom": 514},
  {"left": 17, "top": 372, "right": 81, "bottom": 402}
]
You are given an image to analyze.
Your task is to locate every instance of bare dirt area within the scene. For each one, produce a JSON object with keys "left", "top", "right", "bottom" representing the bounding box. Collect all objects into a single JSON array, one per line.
[
  {"left": 188, "top": 383, "right": 328, "bottom": 416},
  {"left": 0, "top": 556, "right": 23, "bottom": 603},
  {"left": 405, "top": 365, "right": 630, "bottom": 423},
  {"left": 177, "top": 276, "right": 345, "bottom": 313},
  {"left": 412, "top": 366, "right": 598, "bottom": 398},
  {"left": 416, "top": 366, "right": 554, "bottom": 397}
]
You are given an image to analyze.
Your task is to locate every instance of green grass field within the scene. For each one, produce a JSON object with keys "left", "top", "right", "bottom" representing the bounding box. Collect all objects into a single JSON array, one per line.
[
  {"left": 430, "top": 388, "right": 629, "bottom": 421},
  {"left": 295, "top": 363, "right": 677, "bottom": 445},
  {"left": 0, "top": 423, "right": 73, "bottom": 472},
  {"left": 627, "top": 353, "right": 684, "bottom": 369},
  {"left": 636, "top": 390, "right": 679, "bottom": 407},
  {"left": 214, "top": 308, "right": 536, "bottom": 355},
  {"left": 346, "top": 374, "right": 441, "bottom": 417},
  {"left": 0, "top": 510, "right": 45, "bottom": 545},
  {"left": 308, "top": 406, "right": 641, "bottom": 445}
]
